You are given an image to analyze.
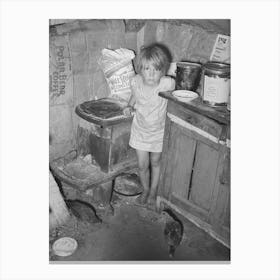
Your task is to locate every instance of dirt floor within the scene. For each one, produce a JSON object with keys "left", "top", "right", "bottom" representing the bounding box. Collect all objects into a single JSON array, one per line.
[{"left": 49, "top": 193, "right": 230, "bottom": 262}]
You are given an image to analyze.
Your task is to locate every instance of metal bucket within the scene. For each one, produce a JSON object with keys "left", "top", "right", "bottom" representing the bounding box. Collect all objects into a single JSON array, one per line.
[{"left": 175, "top": 62, "right": 202, "bottom": 92}]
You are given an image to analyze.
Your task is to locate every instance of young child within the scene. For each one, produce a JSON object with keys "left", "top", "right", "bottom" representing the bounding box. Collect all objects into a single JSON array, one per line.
[{"left": 123, "top": 43, "right": 175, "bottom": 207}]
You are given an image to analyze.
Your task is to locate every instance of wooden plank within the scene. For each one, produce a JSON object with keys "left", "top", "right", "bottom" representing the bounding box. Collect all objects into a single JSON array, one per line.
[
  {"left": 167, "top": 113, "right": 224, "bottom": 149},
  {"left": 207, "top": 149, "right": 226, "bottom": 223},
  {"left": 210, "top": 183, "right": 230, "bottom": 224},
  {"left": 189, "top": 142, "right": 220, "bottom": 211},
  {"left": 159, "top": 91, "right": 230, "bottom": 125},
  {"left": 168, "top": 124, "right": 197, "bottom": 199},
  {"left": 158, "top": 116, "right": 172, "bottom": 198},
  {"left": 170, "top": 193, "right": 209, "bottom": 223},
  {"left": 170, "top": 119, "right": 221, "bottom": 152},
  {"left": 167, "top": 101, "right": 224, "bottom": 139},
  {"left": 209, "top": 148, "right": 230, "bottom": 227},
  {"left": 223, "top": 195, "right": 231, "bottom": 228},
  {"left": 50, "top": 154, "right": 138, "bottom": 191},
  {"left": 168, "top": 115, "right": 224, "bottom": 150},
  {"left": 161, "top": 124, "right": 191, "bottom": 200}
]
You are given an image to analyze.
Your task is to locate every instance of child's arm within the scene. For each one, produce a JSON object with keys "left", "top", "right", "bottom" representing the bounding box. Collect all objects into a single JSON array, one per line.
[
  {"left": 123, "top": 86, "right": 136, "bottom": 116},
  {"left": 127, "top": 92, "right": 136, "bottom": 108},
  {"left": 160, "top": 76, "right": 176, "bottom": 92}
]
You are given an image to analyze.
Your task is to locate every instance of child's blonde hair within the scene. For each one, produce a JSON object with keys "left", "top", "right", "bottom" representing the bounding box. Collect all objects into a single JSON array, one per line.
[{"left": 136, "top": 43, "right": 172, "bottom": 75}]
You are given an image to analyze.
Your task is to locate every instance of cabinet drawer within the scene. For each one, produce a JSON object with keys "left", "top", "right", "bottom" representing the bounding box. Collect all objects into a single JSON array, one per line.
[{"left": 167, "top": 101, "right": 224, "bottom": 139}]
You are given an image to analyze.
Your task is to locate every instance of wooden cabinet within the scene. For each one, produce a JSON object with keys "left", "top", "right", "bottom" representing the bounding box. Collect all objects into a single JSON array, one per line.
[{"left": 158, "top": 93, "right": 230, "bottom": 247}]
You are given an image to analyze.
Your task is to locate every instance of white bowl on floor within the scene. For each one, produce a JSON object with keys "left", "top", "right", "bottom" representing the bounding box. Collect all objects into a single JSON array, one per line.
[{"left": 52, "top": 237, "right": 78, "bottom": 257}]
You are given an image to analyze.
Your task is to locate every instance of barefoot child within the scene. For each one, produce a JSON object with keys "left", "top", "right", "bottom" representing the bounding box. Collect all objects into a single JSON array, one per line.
[{"left": 123, "top": 43, "right": 175, "bottom": 207}]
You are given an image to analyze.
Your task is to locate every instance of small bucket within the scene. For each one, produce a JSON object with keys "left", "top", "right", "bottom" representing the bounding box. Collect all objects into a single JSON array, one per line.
[{"left": 175, "top": 62, "right": 202, "bottom": 92}]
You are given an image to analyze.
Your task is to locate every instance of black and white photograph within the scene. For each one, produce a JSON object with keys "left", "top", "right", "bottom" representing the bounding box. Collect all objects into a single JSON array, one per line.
[
  {"left": 49, "top": 19, "right": 231, "bottom": 262},
  {"left": 1, "top": 0, "right": 280, "bottom": 279}
]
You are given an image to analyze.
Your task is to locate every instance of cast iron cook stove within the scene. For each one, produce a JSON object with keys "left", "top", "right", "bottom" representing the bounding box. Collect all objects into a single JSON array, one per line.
[{"left": 50, "top": 97, "right": 138, "bottom": 215}]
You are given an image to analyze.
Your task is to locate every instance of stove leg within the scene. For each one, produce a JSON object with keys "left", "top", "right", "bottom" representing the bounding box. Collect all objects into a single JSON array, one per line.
[{"left": 100, "top": 180, "right": 114, "bottom": 216}]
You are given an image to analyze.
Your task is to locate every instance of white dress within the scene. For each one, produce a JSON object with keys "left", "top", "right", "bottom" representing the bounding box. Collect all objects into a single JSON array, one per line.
[{"left": 129, "top": 74, "right": 175, "bottom": 152}]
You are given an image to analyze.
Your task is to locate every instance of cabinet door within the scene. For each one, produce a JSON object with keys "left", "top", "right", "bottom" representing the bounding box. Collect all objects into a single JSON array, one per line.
[
  {"left": 162, "top": 121, "right": 224, "bottom": 224},
  {"left": 162, "top": 123, "right": 196, "bottom": 200},
  {"left": 189, "top": 141, "right": 220, "bottom": 212},
  {"left": 209, "top": 147, "right": 230, "bottom": 231}
]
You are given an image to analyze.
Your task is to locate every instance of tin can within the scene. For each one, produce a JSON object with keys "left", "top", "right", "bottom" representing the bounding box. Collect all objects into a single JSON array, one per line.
[
  {"left": 201, "top": 62, "right": 230, "bottom": 106},
  {"left": 175, "top": 62, "right": 202, "bottom": 92}
]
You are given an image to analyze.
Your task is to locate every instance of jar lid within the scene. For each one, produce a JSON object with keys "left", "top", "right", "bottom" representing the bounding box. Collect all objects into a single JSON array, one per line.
[
  {"left": 177, "top": 61, "right": 201, "bottom": 68},
  {"left": 204, "top": 62, "right": 230, "bottom": 73}
]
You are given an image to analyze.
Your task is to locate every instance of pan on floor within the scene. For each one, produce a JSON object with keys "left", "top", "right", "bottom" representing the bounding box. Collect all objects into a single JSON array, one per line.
[{"left": 113, "top": 172, "right": 143, "bottom": 197}]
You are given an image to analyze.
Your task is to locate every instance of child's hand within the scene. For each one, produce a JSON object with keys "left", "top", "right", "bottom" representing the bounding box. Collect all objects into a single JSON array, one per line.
[{"left": 123, "top": 106, "right": 134, "bottom": 116}]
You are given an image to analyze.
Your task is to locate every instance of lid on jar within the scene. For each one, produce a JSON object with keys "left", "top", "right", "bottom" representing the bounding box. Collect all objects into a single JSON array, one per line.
[
  {"left": 177, "top": 61, "right": 201, "bottom": 68},
  {"left": 204, "top": 62, "right": 230, "bottom": 73}
]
